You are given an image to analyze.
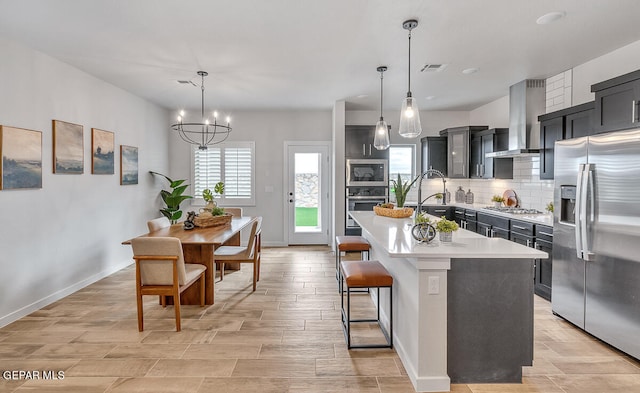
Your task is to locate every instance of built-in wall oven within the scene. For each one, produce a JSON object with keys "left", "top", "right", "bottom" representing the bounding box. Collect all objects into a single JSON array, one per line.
[
  {"left": 346, "top": 159, "right": 388, "bottom": 187},
  {"left": 345, "top": 187, "right": 387, "bottom": 235}
]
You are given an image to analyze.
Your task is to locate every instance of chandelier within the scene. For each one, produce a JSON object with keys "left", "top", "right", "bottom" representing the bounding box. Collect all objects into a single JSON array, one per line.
[{"left": 171, "top": 71, "right": 231, "bottom": 150}]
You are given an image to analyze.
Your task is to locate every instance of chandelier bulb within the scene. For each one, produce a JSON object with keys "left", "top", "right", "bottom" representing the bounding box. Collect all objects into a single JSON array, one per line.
[
  {"left": 180, "top": 110, "right": 185, "bottom": 117},
  {"left": 226, "top": 116, "right": 231, "bottom": 123},
  {"left": 205, "top": 119, "right": 210, "bottom": 125},
  {"left": 213, "top": 111, "right": 218, "bottom": 118},
  {"left": 177, "top": 115, "right": 182, "bottom": 122}
]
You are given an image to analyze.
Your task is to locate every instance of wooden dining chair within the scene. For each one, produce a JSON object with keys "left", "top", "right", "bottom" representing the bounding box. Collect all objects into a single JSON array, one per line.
[
  {"left": 131, "top": 237, "right": 206, "bottom": 331},
  {"left": 147, "top": 216, "right": 171, "bottom": 232},
  {"left": 213, "top": 217, "right": 262, "bottom": 291},
  {"left": 223, "top": 207, "right": 243, "bottom": 217}
]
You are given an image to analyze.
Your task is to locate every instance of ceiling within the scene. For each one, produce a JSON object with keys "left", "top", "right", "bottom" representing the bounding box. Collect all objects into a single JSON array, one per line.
[{"left": 1, "top": 0, "right": 640, "bottom": 114}]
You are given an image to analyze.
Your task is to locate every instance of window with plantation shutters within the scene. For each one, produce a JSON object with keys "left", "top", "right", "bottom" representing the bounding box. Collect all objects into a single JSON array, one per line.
[{"left": 192, "top": 142, "right": 255, "bottom": 206}]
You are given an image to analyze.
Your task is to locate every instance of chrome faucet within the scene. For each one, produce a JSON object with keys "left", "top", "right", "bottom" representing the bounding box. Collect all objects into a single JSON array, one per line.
[{"left": 416, "top": 168, "right": 447, "bottom": 216}]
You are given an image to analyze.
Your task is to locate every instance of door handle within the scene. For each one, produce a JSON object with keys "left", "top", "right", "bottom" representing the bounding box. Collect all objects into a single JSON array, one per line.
[
  {"left": 575, "top": 164, "right": 585, "bottom": 259},
  {"left": 632, "top": 100, "right": 637, "bottom": 123},
  {"left": 363, "top": 144, "right": 366, "bottom": 156},
  {"left": 582, "top": 164, "right": 595, "bottom": 261},
  {"left": 526, "top": 239, "right": 532, "bottom": 247},
  {"left": 369, "top": 144, "right": 372, "bottom": 156},
  {"left": 289, "top": 199, "right": 293, "bottom": 203},
  {"left": 512, "top": 225, "right": 527, "bottom": 230}
]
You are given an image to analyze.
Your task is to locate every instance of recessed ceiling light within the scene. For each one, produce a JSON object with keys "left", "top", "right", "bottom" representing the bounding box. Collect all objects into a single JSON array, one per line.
[
  {"left": 536, "top": 11, "right": 566, "bottom": 25},
  {"left": 462, "top": 68, "right": 479, "bottom": 75}
]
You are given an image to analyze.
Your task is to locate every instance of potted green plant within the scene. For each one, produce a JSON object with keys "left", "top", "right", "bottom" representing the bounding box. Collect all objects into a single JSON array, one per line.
[
  {"left": 391, "top": 174, "right": 419, "bottom": 208},
  {"left": 435, "top": 216, "right": 459, "bottom": 242},
  {"left": 150, "top": 171, "right": 193, "bottom": 224},
  {"left": 546, "top": 201, "right": 554, "bottom": 213},
  {"left": 491, "top": 195, "right": 505, "bottom": 207}
]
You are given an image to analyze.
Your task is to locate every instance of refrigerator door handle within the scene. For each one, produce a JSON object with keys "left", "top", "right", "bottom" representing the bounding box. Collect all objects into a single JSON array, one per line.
[
  {"left": 582, "top": 164, "right": 595, "bottom": 261},
  {"left": 575, "top": 164, "right": 585, "bottom": 259}
]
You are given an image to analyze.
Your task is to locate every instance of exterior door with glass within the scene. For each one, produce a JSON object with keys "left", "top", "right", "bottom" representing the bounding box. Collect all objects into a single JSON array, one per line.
[{"left": 285, "top": 143, "right": 330, "bottom": 245}]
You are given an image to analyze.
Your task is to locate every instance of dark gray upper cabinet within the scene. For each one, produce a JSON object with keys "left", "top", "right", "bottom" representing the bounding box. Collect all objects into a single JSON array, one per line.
[
  {"left": 591, "top": 69, "right": 640, "bottom": 133},
  {"left": 420, "top": 136, "right": 447, "bottom": 178},
  {"left": 345, "top": 125, "right": 389, "bottom": 159},
  {"left": 538, "top": 101, "right": 594, "bottom": 180},
  {"left": 470, "top": 128, "right": 513, "bottom": 179},
  {"left": 441, "top": 126, "right": 488, "bottom": 178},
  {"left": 565, "top": 102, "right": 594, "bottom": 139},
  {"left": 539, "top": 117, "right": 563, "bottom": 180}
]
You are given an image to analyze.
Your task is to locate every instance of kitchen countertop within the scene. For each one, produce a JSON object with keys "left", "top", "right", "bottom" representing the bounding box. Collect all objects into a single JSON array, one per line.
[
  {"left": 403, "top": 201, "right": 554, "bottom": 226},
  {"left": 350, "top": 211, "right": 548, "bottom": 260}
]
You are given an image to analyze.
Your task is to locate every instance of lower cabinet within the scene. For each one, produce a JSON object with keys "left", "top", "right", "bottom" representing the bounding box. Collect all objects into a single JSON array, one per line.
[
  {"left": 534, "top": 225, "right": 553, "bottom": 301},
  {"left": 426, "top": 205, "right": 454, "bottom": 220}
]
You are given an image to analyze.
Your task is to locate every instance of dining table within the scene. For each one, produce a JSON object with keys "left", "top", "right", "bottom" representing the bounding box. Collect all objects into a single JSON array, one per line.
[{"left": 123, "top": 216, "right": 258, "bottom": 305}]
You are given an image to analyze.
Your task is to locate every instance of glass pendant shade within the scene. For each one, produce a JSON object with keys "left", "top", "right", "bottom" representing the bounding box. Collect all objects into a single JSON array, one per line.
[
  {"left": 374, "top": 118, "right": 390, "bottom": 150},
  {"left": 399, "top": 94, "right": 422, "bottom": 138}
]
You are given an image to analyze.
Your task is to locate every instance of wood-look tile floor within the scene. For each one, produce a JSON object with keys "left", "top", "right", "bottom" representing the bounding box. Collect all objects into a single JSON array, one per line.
[{"left": 1, "top": 246, "right": 639, "bottom": 392}]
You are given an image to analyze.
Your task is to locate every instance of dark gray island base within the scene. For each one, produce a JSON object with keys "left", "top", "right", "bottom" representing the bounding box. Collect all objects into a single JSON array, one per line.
[{"left": 447, "top": 257, "right": 534, "bottom": 383}]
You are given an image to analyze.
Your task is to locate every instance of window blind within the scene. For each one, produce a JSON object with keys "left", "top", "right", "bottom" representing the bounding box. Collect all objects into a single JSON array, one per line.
[{"left": 193, "top": 142, "right": 255, "bottom": 205}]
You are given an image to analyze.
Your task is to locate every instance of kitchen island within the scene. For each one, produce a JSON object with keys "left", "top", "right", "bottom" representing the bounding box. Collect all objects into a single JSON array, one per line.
[{"left": 349, "top": 211, "right": 548, "bottom": 392}]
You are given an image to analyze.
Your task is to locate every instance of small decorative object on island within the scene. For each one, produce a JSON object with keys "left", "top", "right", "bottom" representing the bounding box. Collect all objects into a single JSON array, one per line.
[
  {"left": 150, "top": 171, "right": 193, "bottom": 224},
  {"left": 374, "top": 203, "right": 414, "bottom": 218},
  {"left": 491, "top": 195, "right": 505, "bottom": 208},
  {"left": 391, "top": 173, "right": 419, "bottom": 208},
  {"left": 412, "top": 212, "right": 436, "bottom": 243},
  {"left": 435, "top": 216, "right": 459, "bottom": 243}
]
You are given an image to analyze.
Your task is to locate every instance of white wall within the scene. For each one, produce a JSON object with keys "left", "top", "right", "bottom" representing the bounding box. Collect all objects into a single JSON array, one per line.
[
  {"left": 169, "top": 110, "right": 333, "bottom": 246},
  {"left": 572, "top": 40, "right": 640, "bottom": 105},
  {"left": 0, "top": 37, "right": 170, "bottom": 326}
]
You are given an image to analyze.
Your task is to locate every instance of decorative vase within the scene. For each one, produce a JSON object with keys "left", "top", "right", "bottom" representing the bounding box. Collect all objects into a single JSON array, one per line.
[
  {"left": 494, "top": 201, "right": 502, "bottom": 208},
  {"left": 439, "top": 231, "right": 453, "bottom": 243},
  {"left": 411, "top": 223, "right": 437, "bottom": 243},
  {"left": 201, "top": 200, "right": 216, "bottom": 214}
]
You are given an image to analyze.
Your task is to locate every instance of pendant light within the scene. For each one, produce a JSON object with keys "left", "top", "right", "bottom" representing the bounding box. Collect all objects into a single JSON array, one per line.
[
  {"left": 398, "top": 19, "right": 422, "bottom": 138},
  {"left": 374, "top": 66, "right": 390, "bottom": 150}
]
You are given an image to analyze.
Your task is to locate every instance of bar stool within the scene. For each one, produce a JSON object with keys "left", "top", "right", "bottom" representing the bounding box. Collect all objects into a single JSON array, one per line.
[
  {"left": 335, "top": 236, "right": 370, "bottom": 291},
  {"left": 340, "top": 260, "right": 393, "bottom": 349}
]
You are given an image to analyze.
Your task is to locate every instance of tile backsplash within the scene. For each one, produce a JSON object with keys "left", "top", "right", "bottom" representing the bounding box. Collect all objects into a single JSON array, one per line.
[{"left": 405, "top": 156, "right": 554, "bottom": 212}]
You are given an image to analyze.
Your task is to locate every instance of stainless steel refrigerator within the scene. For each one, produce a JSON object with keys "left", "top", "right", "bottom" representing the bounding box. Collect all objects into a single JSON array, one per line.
[{"left": 553, "top": 128, "right": 640, "bottom": 360}]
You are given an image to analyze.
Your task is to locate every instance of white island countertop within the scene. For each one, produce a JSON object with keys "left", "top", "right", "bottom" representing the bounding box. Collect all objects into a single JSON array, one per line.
[{"left": 350, "top": 211, "right": 548, "bottom": 259}]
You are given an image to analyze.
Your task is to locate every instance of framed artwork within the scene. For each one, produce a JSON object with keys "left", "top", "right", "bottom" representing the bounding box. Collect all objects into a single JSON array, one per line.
[
  {"left": 120, "top": 145, "right": 138, "bottom": 185},
  {"left": 53, "top": 120, "right": 83, "bottom": 174},
  {"left": 91, "top": 128, "right": 114, "bottom": 174},
  {"left": 0, "top": 125, "right": 43, "bottom": 190}
]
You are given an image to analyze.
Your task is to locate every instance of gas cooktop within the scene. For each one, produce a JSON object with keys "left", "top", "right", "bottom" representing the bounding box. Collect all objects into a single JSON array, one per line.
[{"left": 482, "top": 206, "right": 544, "bottom": 214}]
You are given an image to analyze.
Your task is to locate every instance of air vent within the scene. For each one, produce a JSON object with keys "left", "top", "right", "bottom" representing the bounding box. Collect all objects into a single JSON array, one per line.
[
  {"left": 177, "top": 80, "right": 196, "bottom": 86},
  {"left": 420, "top": 64, "right": 447, "bottom": 72}
]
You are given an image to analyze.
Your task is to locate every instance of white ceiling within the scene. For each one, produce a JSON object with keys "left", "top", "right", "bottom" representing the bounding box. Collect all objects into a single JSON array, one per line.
[{"left": 1, "top": 0, "right": 640, "bottom": 113}]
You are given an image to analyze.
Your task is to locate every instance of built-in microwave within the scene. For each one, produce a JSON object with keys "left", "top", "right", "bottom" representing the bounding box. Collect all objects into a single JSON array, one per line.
[{"left": 346, "top": 159, "right": 388, "bottom": 187}]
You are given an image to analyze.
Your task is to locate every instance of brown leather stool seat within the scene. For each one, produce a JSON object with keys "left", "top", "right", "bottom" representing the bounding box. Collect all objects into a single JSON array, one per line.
[
  {"left": 340, "top": 260, "right": 393, "bottom": 349},
  {"left": 335, "top": 236, "right": 370, "bottom": 291},
  {"left": 336, "top": 236, "right": 371, "bottom": 252},
  {"left": 341, "top": 260, "right": 393, "bottom": 288}
]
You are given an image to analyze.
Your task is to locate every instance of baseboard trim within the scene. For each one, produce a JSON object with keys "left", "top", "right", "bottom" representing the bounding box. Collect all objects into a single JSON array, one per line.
[{"left": 0, "top": 259, "right": 133, "bottom": 328}]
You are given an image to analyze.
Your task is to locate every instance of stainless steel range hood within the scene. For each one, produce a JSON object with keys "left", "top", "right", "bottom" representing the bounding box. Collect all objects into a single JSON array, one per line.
[{"left": 486, "top": 79, "right": 546, "bottom": 158}]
